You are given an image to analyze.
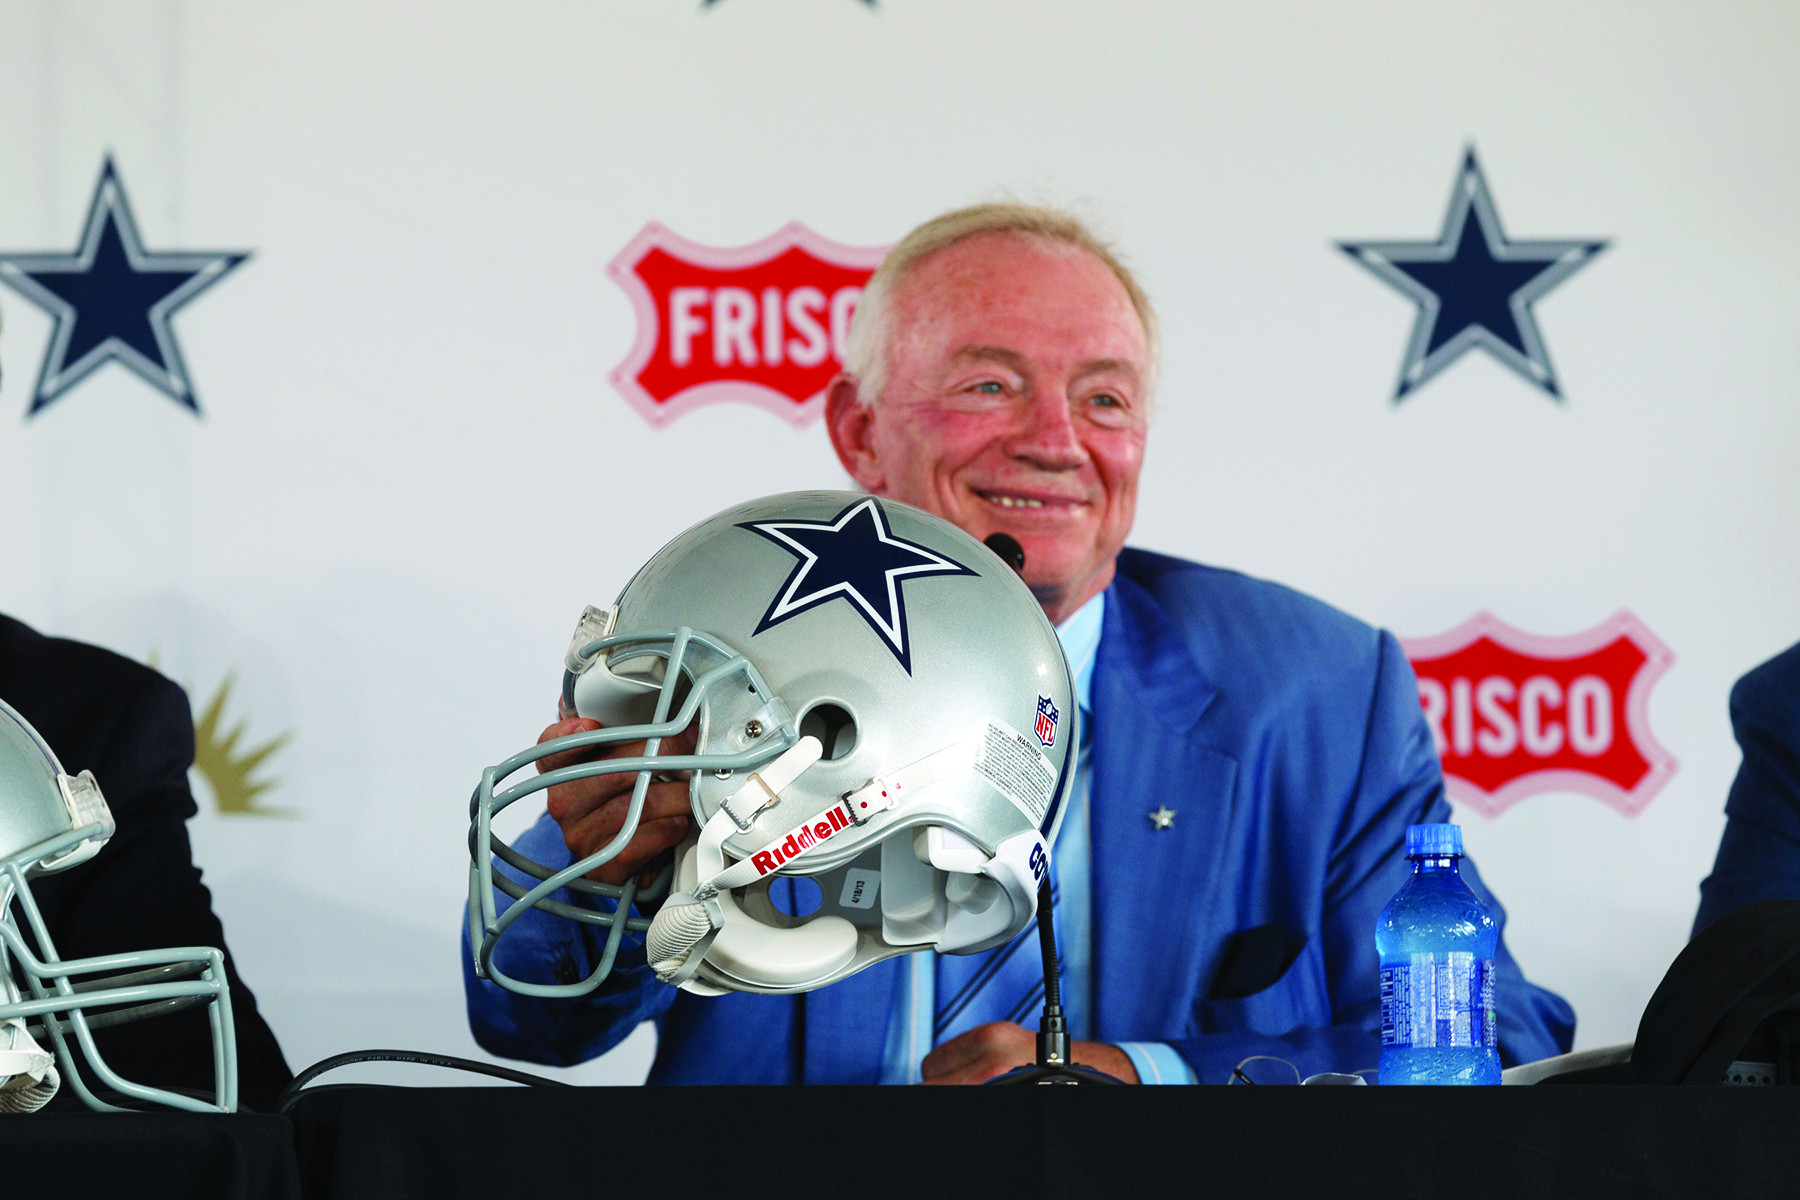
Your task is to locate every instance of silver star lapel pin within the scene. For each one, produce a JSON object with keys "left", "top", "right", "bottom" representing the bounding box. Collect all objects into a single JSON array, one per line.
[{"left": 1148, "top": 806, "right": 1176, "bottom": 831}]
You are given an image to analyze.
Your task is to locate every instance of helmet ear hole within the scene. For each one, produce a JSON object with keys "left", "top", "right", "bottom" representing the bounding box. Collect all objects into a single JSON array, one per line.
[
  {"left": 770, "top": 876, "right": 824, "bottom": 918},
  {"left": 798, "top": 702, "right": 857, "bottom": 761}
]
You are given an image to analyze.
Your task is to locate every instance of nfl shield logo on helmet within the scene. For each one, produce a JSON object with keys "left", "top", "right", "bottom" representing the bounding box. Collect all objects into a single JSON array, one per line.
[{"left": 1034, "top": 695, "right": 1059, "bottom": 748}]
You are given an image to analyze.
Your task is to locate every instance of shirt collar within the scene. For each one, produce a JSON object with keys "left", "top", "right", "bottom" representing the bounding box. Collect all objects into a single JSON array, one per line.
[{"left": 1055, "top": 590, "right": 1106, "bottom": 717}]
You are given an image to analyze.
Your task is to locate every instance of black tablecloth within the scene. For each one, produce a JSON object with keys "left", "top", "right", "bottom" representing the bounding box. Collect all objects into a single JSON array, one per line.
[
  {"left": 0, "top": 1110, "right": 300, "bottom": 1200},
  {"left": 11, "top": 1084, "right": 1798, "bottom": 1198},
  {"left": 285, "top": 1084, "right": 1800, "bottom": 1199}
]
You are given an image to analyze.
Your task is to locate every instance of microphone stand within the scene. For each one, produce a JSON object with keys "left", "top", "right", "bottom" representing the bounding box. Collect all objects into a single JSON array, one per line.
[
  {"left": 978, "top": 532, "right": 1120, "bottom": 1084},
  {"left": 986, "top": 878, "right": 1124, "bottom": 1085}
]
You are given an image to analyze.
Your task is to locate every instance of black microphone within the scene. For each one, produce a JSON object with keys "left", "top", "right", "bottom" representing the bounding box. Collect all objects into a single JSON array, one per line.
[
  {"left": 979, "top": 530, "right": 1120, "bottom": 1084},
  {"left": 984, "top": 533, "right": 1025, "bottom": 573},
  {"left": 985, "top": 877, "right": 1124, "bottom": 1085}
]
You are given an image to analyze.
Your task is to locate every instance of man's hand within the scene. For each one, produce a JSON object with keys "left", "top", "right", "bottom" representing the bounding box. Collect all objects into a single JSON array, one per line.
[
  {"left": 537, "top": 717, "right": 697, "bottom": 887},
  {"left": 919, "top": 1021, "right": 1140, "bottom": 1084}
]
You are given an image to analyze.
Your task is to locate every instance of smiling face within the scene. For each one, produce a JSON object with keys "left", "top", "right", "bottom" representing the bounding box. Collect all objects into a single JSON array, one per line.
[{"left": 826, "top": 232, "right": 1151, "bottom": 626}]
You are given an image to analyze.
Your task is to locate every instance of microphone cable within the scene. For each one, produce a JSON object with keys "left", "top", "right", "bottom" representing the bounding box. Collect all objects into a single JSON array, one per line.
[{"left": 275, "top": 1049, "right": 570, "bottom": 1115}]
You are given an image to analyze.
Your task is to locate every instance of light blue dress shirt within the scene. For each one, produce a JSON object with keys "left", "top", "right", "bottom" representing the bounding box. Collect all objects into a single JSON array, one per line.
[{"left": 878, "top": 591, "right": 1195, "bottom": 1085}]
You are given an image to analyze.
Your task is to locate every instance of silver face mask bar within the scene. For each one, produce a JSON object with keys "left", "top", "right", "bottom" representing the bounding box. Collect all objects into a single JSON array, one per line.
[
  {"left": 467, "top": 626, "right": 800, "bottom": 998},
  {"left": 1, "top": 833, "right": 238, "bottom": 1113}
]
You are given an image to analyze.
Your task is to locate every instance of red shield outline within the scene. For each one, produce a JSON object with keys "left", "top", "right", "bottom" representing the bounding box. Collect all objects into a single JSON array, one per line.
[
  {"left": 1401, "top": 611, "right": 1677, "bottom": 819},
  {"left": 607, "top": 222, "right": 889, "bottom": 429}
]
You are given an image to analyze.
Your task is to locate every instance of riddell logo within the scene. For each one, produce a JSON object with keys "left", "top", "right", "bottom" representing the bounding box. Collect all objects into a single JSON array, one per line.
[
  {"left": 609, "top": 222, "right": 888, "bottom": 428},
  {"left": 1400, "top": 612, "right": 1676, "bottom": 818},
  {"left": 749, "top": 803, "right": 852, "bottom": 876}
]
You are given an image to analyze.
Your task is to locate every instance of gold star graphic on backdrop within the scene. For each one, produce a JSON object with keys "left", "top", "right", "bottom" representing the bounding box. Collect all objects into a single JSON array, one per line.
[{"left": 191, "top": 672, "right": 295, "bottom": 818}]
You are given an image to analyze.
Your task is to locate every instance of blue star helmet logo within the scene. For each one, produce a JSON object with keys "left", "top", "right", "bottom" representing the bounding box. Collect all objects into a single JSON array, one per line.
[
  {"left": 1339, "top": 148, "right": 1607, "bottom": 402},
  {"left": 0, "top": 157, "right": 249, "bottom": 417},
  {"left": 740, "top": 497, "right": 976, "bottom": 674}
]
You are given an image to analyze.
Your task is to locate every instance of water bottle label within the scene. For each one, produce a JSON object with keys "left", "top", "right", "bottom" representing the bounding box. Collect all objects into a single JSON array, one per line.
[
  {"left": 1380, "top": 955, "right": 1495, "bottom": 1048},
  {"left": 1380, "top": 965, "right": 1412, "bottom": 1047}
]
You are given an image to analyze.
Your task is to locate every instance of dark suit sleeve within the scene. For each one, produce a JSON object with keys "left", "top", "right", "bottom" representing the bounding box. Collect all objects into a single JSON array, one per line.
[
  {"left": 1694, "top": 643, "right": 1800, "bottom": 936},
  {"left": 1160, "top": 631, "right": 1573, "bottom": 1080},
  {"left": 36, "top": 670, "right": 294, "bottom": 1110}
]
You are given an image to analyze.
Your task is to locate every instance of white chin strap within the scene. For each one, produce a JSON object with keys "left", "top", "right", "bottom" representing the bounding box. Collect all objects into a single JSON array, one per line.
[
  {"left": 0, "top": 1019, "right": 60, "bottom": 1114},
  {"left": 645, "top": 737, "right": 979, "bottom": 991}
]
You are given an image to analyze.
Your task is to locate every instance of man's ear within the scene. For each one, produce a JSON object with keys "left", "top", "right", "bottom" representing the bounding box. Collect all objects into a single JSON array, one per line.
[{"left": 824, "top": 375, "right": 885, "bottom": 493}]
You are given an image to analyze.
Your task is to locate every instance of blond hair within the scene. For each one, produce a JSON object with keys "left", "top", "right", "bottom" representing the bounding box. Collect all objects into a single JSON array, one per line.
[{"left": 842, "top": 202, "right": 1159, "bottom": 405}]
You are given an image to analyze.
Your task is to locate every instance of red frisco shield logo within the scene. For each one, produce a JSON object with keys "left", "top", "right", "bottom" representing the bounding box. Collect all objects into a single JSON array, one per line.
[
  {"left": 609, "top": 222, "right": 889, "bottom": 428},
  {"left": 1401, "top": 612, "right": 1677, "bottom": 818}
]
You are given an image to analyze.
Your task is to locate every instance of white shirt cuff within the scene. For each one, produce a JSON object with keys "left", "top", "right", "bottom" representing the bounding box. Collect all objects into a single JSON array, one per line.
[{"left": 1116, "top": 1041, "right": 1196, "bottom": 1085}]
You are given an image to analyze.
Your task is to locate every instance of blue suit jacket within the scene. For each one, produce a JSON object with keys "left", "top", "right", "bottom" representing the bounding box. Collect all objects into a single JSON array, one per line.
[
  {"left": 465, "top": 549, "right": 1574, "bottom": 1082},
  {"left": 1694, "top": 641, "right": 1800, "bottom": 936}
]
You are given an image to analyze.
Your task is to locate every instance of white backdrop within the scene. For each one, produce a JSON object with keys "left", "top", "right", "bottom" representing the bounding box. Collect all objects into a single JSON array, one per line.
[{"left": 1, "top": 0, "right": 1796, "bottom": 1084}]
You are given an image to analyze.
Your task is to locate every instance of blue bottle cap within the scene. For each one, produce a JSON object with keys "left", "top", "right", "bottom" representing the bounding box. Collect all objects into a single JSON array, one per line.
[{"left": 1405, "top": 823, "right": 1463, "bottom": 857}]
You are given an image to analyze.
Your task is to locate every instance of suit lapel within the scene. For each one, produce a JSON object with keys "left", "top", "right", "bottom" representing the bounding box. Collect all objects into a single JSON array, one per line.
[
  {"left": 801, "top": 573, "right": 1241, "bottom": 1068},
  {"left": 1090, "top": 574, "right": 1240, "bottom": 1039}
]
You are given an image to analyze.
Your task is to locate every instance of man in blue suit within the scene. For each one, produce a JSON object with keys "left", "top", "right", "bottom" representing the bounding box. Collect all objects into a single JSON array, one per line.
[
  {"left": 466, "top": 204, "right": 1573, "bottom": 1083},
  {"left": 1694, "top": 641, "right": 1800, "bottom": 935}
]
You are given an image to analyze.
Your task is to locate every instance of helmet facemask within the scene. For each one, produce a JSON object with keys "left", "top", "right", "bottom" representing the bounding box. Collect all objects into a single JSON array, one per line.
[
  {"left": 468, "top": 623, "right": 801, "bottom": 997},
  {"left": 0, "top": 753, "right": 238, "bottom": 1114}
]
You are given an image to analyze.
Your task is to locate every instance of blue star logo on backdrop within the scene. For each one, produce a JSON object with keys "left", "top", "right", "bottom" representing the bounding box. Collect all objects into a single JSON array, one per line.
[
  {"left": 740, "top": 497, "right": 976, "bottom": 674},
  {"left": 0, "top": 157, "right": 249, "bottom": 417},
  {"left": 1339, "top": 148, "right": 1607, "bottom": 402}
]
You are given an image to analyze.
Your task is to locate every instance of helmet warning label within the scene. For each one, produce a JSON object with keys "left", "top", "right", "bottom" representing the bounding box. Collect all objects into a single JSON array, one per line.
[{"left": 976, "top": 721, "right": 1056, "bottom": 827}]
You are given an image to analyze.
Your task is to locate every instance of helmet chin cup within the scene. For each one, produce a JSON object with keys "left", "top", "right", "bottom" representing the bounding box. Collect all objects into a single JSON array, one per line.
[
  {"left": 662, "top": 821, "right": 1045, "bottom": 993},
  {"left": 704, "top": 909, "right": 859, "bottom": 992},
  {"left": 661, "top": 835, "right": 859, "bottom": 994},
  {"left": 655, "top": 735, "right": 859, "bottom": 993}
]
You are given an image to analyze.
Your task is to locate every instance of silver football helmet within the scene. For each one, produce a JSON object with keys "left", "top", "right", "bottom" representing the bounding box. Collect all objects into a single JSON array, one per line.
[
  {"left": 0, "top": 698, "right": 237, "bottom": 1112},
  {"left": 469, "top": 490, "right": 1077, "bottom": 997}
]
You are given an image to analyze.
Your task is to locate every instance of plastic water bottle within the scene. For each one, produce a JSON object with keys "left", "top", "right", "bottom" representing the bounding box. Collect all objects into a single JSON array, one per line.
[{"left": 1376, "top": 823, "right": 1500, "bottom": 1085}]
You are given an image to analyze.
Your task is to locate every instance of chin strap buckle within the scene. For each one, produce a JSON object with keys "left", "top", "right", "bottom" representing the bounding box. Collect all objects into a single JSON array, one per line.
[
  {"left": 842, "top": 738, "right": 976, "bottom": 826},
  {"left": 715, "top": 736, "right": 824, "bottom": 832}
]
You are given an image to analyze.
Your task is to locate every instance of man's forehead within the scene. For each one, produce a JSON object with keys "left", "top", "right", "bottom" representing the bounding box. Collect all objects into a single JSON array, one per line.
[
  {"left": 890, "top": 234, "right": 1148, "bottom": 357},
  {"left": 901, "top": 232, "right": 1120, "bottom": 300}
]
